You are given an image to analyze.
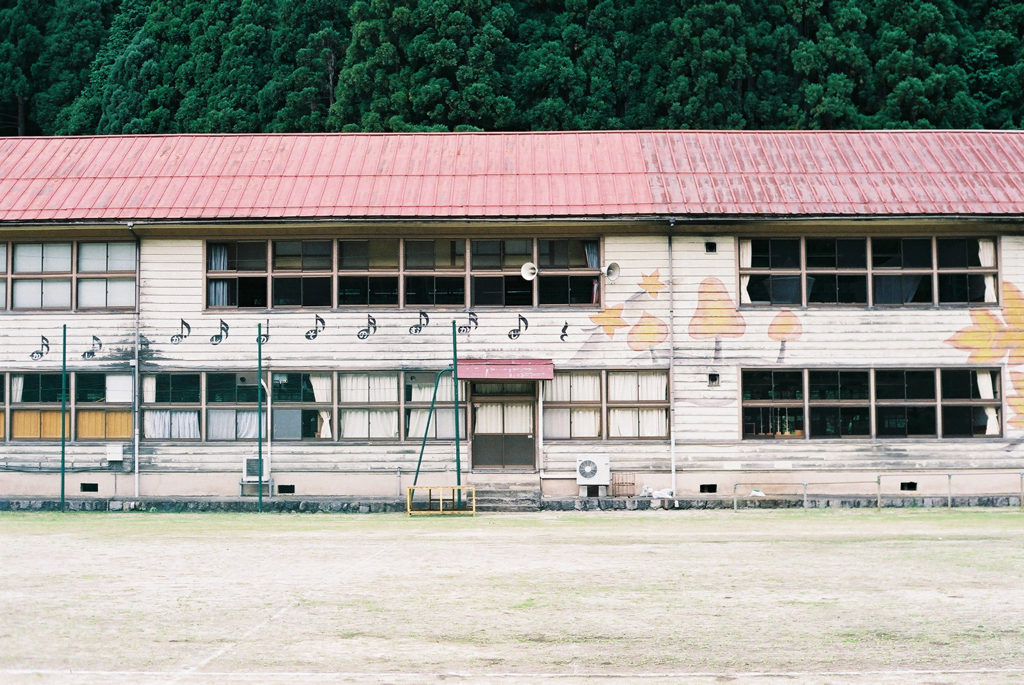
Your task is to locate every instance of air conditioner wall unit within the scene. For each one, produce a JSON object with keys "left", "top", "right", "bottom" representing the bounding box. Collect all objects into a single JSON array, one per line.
[
  {"left": 242, "top": 457, "right": 267, "bottom": 482},
  {"left": 576, "top": 455, "right": 610, "bottom": 486}
]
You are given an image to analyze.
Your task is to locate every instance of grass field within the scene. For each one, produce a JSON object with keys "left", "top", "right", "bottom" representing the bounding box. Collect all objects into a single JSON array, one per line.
[{"left": 1, "top": 509, "right": 1023, "bottom": 685}]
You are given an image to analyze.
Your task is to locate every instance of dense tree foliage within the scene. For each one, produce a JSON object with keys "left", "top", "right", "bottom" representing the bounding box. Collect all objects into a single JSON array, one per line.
[{"left": 1, "top": 0, "right": 1021, "bottom": 135}]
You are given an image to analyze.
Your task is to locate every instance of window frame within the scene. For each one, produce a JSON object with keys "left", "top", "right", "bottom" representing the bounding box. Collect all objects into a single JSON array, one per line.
[
  {"left": 271, "top": 372, "right": 334, "bottom": 441},
  {"left": 141, "top": 373, "right": 202, "bottom": 441},
  {"left": 605, "top": 369, "right": 671, "bottom": 440},
  {"left": 738, "top": 237, "right": 999, "bottom": 308},
  {"left": 542, "top": 370, "right": 604, "bottom": 440}
]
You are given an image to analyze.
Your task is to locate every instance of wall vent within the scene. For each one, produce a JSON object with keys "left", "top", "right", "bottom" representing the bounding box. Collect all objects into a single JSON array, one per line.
[
  {"left": 700, "top": 484, "right": 718, "bottom": 494},
  {"left": 708, "top": 373, "right": 720, "bottom": 387},
  {"left": 80, "top": 483, "right": 99, "bottom": 493},
  {"left": 705, "top": 241, "right": 717, "bottom": 253},
  {"left": 900, "top": 481, "right": 918, "bottom": 491},
  {"left": 278, "top": 484, "right": 296, "bottom": 495}
]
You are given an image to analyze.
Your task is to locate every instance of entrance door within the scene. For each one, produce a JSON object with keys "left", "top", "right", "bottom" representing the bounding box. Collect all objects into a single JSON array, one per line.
[{"left": 471, "top": 382, "right": 536, "bottom": 469}]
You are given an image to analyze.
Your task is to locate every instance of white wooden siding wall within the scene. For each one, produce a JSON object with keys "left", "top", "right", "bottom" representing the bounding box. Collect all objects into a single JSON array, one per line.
[{"left": 2, "top": 232, "right": 1024, "bottom": 476}]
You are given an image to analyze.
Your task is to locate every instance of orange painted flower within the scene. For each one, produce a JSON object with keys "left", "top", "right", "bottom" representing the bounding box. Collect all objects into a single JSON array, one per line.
[
  {"left": 947, "top": 283, "right": 1024, "bottom": 365},
  {"left": 638, "top": 270, "right": 666, "bottom": 299},
  {"left": 590, "top": 304, "right": 628, "bottom": 338},
  {"left": 627, "top": 311, "right": 669, "bottom": 352}
]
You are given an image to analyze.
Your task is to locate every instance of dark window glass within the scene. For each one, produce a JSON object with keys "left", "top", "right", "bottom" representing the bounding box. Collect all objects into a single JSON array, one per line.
[
  {"left": 338, "top": 276, "right": 368, "bottom": 305},
  {"left": 806, "top": 239, "right": 837, "bottom": 268},
  {"left": 938, "top": 274, "right": 987, "bottom": 303},
  {"left": 806, "top": 239, "right": 867, "bottom": 269},
  {"left": 745, "top": 274, "right": 770, "bottom": 303},
  {"left": 873, "top": 274, "right": 932, "bottom": 304},
  {"left": 767, "top": 275, "right": 802, "bottom": 304},
  {"left": 272, "top": 277, "right": 301, "bottom": 306},
  {"left": 942, "top": 406, "right": 997, "bottom": 437},
  {"left": 369, "top": 277, "right": 399, "bottom": 305},
  {"left": 876, "top": 406, "right": 936, "bottom": 437},
  {"left": 902, "top": 239, "right": 932, "bottom": 268},
  {"left": 471, "top": 240, "right": 531, "bottom": 270},
  {"left": 338, "top": 240, "right": 368, "bottom": 269},
  {"left": 237, "top": 277, "right": 267, "bottom": 308},
  {"left": 209, "top": 279, "right": 236, "bottom": 306},
  {"left": 742, "top": 370, "right": 773, "bottom": 400},
  {"left": 770, "top": 239, "right": 800, "bottom": 269},
  {"left": 301, "top": 409, "right": 321, "bottom": 438},
  {"left": 750, "top": 239, "right": 770, "bottom": 268},
  {"left": 272, "top": 373, "right": 316, "bottom": 403},
  {"left": 937, "top": 238, "right": 968, "bottom": 269},
  {"left": 472, "top": 276, "right": 503, "bottom": 306},
  {"left": 273, "top": 241, "right": 302, "bottom": 270},
  {"left": 154, "top": 374, "right": 200, "bottom": 403},
  {"left": 302, "top": 277, "right": 331, "bottom": 306},
  {"left": 236, "top": 242, "right": 267, "bottom": 271},
  {"left": 76, "top": 374, "right": 106, "bottom": 402},
  {"left": 19, "top": 374, "right": 64, "bottom": 403},
  {"left": 808, "top": 371, "right": 868, "bottom": 401},
  {"left": 742, "top": 371, "right": 802, "bottom": 400},
  {"left": 206, "top": 374, "right": 237, "bottom": 402},
  {"left": 208, "top": 242, "right": 266, "bottom": 271},
  {"left": 942, "top": 369, "right": 998, "bottom": 400},
  {"left": 538, "top": 239, "right": 595, "bottom": 268},
  {"left": 471, "top": 240, "right": 501, "bottom": 269},
  {"left": 808, "top": 275, "right": 867, "bottom": 304},
  {"left": 742, "top": 407, "right": 804, "bottom": 437},
  {"left": 504, "top": 275, "right": 532, "bottom": 306},
  {"left": 873, "top": 238, "right": 931, "bottom": 269},
  {"left": 538, "top": 276, "right": 599, "bottom": 305},
  {"left": 810, "top": 406, "right": 870, "bottom": 438},
  {"left": 875, "top": 370, "right": 935, "bottom": 400},
  {"left": 406, "top": 276, "right": 465, "bottom": 306},
  {"left": 405, "top": 241, "right": 435, "bottom": 269},
  {"left": 302, "top": 241, "right": 332, "bottom": 270},
  {"left": 809, "top": 371, "right": 840, "bottom": 399}
]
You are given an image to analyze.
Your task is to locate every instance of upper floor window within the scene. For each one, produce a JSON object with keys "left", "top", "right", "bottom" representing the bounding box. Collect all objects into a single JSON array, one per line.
[
  {"left": 205, "top": 238, "right": 601, "bottom": 310},
  {"left": 739, "top": 237, "right": 997, "bottom": 307},
  {"left": 2, "top": 241, "right": 135, "bottom": 311}
]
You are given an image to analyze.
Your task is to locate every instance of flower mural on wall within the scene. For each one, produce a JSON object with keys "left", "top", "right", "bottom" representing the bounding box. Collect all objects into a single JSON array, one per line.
[
  {"left": 688, "top": 277, "right": 746, "bottom": 362},
  {"left": 768, "top": 309, "right": 802, "bottom": 363},
  {"left": 589, "top": 305, "right": 629, "bottom": 338},
  {"left": 627, "top": 311, "right": 669, "bottom": 352},
  {"left": 946, "top": 282, "right": 1024, "bottom": 365},
  {"left": 638, "top": 270, "right": 666, "bottom": 298}
]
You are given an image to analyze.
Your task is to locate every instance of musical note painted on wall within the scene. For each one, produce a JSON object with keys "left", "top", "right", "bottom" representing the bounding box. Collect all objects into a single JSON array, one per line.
[
  {"left": 30, "top": 336, "right": 50, "bottom": 360},
  {"left": 508, "top": 315, "right": 529, "bottom": 340},
  {"left": 457, "top": 311, "right": 479, "bottom": 334},
  {"left": 305, "top": 314, "right": 326, "bottom": 340},
  {"left": 257, "top": 320, "right": 270, "bottom": 344},
  {"left": 409, "top": 310, "right": 429, "bottom": 335},
  {"left": 210, "top": 320, "right": 230, "bottom": 345},
  {"left": 82, "top": 336, "right": 103, "bottom": 360},
  {"left": 560, "top": 322, "right": 569, "bottom": 342},
  {"left": 357, "top": 315, "right": 377, "bottom": 340},
  {"left": 170, "top": 319, "right": 191, "bottom": 344}
]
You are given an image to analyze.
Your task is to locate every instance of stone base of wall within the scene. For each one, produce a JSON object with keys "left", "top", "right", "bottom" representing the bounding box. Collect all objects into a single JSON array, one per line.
[{"left": 0, "top": 494, "right": 1021, "bottom": 513}]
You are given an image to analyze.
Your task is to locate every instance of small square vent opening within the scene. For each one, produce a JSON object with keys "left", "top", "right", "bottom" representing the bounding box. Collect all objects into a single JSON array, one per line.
[
  {"left": 277, "top": 484, "right": 295, "bottom": 495},
  {"left": 900, "top": 481, "right": 918, "bottom": 491},
  {"left": 80, "top": 483, "right": 99, "bottom": 493},
  {"left": 700, "top": 484, "right": 718, "bottom": 494},
  {"left": 708, "top": 373, "right": 720, "bottom": 387},
  {"left": 705, "top": 241, "right": 717, "bottom": 254},
  {"left": 586, "top": 485, "right": 601, "bottom": 497}
]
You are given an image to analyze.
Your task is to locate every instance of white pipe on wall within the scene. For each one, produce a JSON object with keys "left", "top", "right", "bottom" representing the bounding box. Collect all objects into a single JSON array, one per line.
[
  {"left": 668, "top": 222, "right": 677, "bottom": 495},
  {"left": 129, "top": 223, "right": 141, "bottom": 499}
]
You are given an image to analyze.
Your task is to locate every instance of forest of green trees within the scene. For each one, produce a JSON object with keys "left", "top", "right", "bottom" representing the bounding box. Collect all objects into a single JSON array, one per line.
[{"left": 1, "top": 0, "right": 1022, "bottom": 136}]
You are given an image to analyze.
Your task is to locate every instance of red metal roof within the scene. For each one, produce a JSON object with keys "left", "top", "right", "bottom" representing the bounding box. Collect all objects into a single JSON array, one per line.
[{"left": 0, "top": 131, "right": 1023, "bottom": 221}]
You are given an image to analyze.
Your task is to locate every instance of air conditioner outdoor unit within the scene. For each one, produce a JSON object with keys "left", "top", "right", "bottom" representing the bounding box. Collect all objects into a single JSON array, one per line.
[
  {"left": 236, "top": 373, "right": 257, "bottom": 386},
  {"left": 242, "top": 457, "right": 267, "bottom": 482},
  {"left": 576, "top": 455, "right": 610, "bottom": 486}
]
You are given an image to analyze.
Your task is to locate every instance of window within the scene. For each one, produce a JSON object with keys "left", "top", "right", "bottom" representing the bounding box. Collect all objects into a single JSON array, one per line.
[
  {"left": 142, "top": 374, "right": 201, "bottom": 439},
  {"left": 9, "top": 374, "right": 69, "bottom": 439},
  {"left": 75, "top": 373, "right": 133, "bottom": 440},
  {"left": 272, "top": 373, "right": 333, "bottom": 440},
  {"left": 206, "top": 373, "right": 264, "bottom": 440},
  {"left": 741, "top": 370, "right": 804, "bottom": 439},
  {"left": 12, "top": 243, "right": 72, "bottom": 309},
  {"left": 77, "top": 242, "right": 136, "bottom": 308},
  {"left": 338, "top": 240, "right": 399, "bottom": 306},
  {"left": 543, "top": 371, "right": 602, "bottom": 439},
  {"left": 742, "top": 368, "right": 1001, "bottom": 439},
  {"left": 606, "top": 371, "right": 669, "bottom": 438},
  {"left": 0, "top": 243, "right": 7, "bottom": 308},
  {"left": 272, "top": 240, "right": 332, "bottom": 307},
  {"left": 205, "top": 238, "right": 601, "bottom": 309},
  {"left": 206, "top": 241, "right": 268, "bottom": 308},
  {"left": 0, "top": 373, "right": 4, "bottom": 439},
  {"left": 404, "top": 372, "right": 467, "bottom": 440},
  {"left": 739, "top": 237, "right": 997, "bottom": 307},
  {"left": 338, "top": 373, "right": 399, "bottom": 439},
  {"left": 537, "top": 239, "right": 601, "bottom": 306}
]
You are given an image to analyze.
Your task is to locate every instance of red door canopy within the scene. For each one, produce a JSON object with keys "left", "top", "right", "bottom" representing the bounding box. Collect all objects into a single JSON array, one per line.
[{"left": 456, "top": 359, "right": 554, "bottom": 381}]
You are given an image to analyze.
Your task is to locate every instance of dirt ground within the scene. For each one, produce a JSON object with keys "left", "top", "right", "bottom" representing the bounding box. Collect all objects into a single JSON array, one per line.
[{"left": 0, "top": 509, "right": 1022, "bottom": 685}]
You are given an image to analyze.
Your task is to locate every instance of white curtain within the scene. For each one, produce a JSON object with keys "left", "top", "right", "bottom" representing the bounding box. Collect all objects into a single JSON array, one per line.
[
  {"left": 504, "top": 403, "right": 533, "bottom": 434},
  {"left": 572, "top": 408, "right": 601, "bottom": 437},
  {"left": 172, "top": 411, "right": 201, "bottom": 439},
  {"left": 638, "top": 371, "right": 667, "bottom": 401},
  {"left": 208, "top": 280, "right": 230, "bottom": 306},
  {"left": 976, "top": 370, "right": 1000, "bottom": 436},
  {"left": 435, "top": 408, "right": 465, "bottom": 439},
  {"left": 543, "top": 408, "right": 571, "bottom": 439},
  {"left": 142, "top": 376, "right": 156, "bottom": 403},
  {"left": 236, "top": 410, "right": 261, "bottom": 439},
  {"left": 208, "top": 409, "right": 236, "bottom": 440},
  {"left": 310, "top": 374, "right": 333, "bottom": 438},
  {"left": 434, "top": 375, "right": 454, "bottom": 402},
  {"left": 208, "top": 244, "right": 229, "bottom": 270},
  {"left": 474, "top": 404, "right": 503, "bottom": 434},
  {"left": 978, "top": 239, "right": 997, "bottom": 302},
  {"left": 11, "top": 375, "right": 24, "bottom": 403},
  {"left": 339, "top": 374, "right": 368, "bottom": 403},
  {"left": 544, "top": 374, "right": 571, "bottom": 402},
  {"left": 148, "top": 410, "right": 200, "bottom": 439},
  {"left": 407, "top": 408, "right": 429, "bottom": 439},
  {"left": 369, "top": 409, "right": 398, "bottom": 438},
  {"left": 608, "top": 372, "right": 638, "bottom": 402},
  {"left": 145, "top": 410, "right": 171, "bottom": 438},
  {"left": 369, "top": 374, "right": 397, "bottom": 402},
  {"left": 340, "top": 409, "right": 369, "bottom": 439},
  {"left": 609, "top": 408, "right": 639, "bottom": 437},
  {"left": 639, "top": 408, "right": 668, "bottom": 437},
  {"left": 106, "top": 374, "right": 133, "bottom": 403},
  {"left": 739, "top": 239, "right": 752, "bottom": 304},
  {"left": 583, "top": 240, "right": 599, "bottom": 269},
  {"left": 572, "top": 373, "right": 601, "bottom": 401}
]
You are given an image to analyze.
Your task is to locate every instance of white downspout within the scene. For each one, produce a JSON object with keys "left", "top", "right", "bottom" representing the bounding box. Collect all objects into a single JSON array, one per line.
[
  {"left": 128, "top": 222, "right": 141, "bottom": 499},
  {"left": 668, "top": 222, "right": 677, "bottom": 495}
]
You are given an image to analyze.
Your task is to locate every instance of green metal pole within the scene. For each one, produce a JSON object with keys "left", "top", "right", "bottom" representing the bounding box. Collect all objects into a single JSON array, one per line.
[
  {"left": 60, "top": 324, "right": 67, "bottom": 513},
  {"left": 257, "top": 323, "right": 263, "bottom": 513},
  {"left": 452, "top": 321, "right": 462, "bottom": 508}
]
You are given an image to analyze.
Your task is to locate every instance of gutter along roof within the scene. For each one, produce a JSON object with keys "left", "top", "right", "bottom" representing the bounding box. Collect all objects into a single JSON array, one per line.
[{"left": 0, "top": 131, "right": 1022, "bottom": 222}]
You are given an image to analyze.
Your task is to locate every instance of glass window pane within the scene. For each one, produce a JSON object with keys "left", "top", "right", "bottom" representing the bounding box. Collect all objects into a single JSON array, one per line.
[
  {"left": 809, "top": 371, "right": 840, "bottom": 400},
  {"left": 273, "top": 241, "right": 302, "bottom": 269},
  {"left": 503, "top": 240, "right": 532, "bottom": 269},
  {"left": 905, "top": 371, "right": 935, "bottom": 399},
  {"left": 237, "top": 277, "right": 267, "bottom": 307},
  {"left": 236, "top": 242, "right": 267, "bottom": 271},
  {"left": 107, "top": 278, "right": 135, "bottom": 307},
  {"left": 41, "top": 279, "right": 71, "bottom": 308},
  {"left": 902, "top": 239, "right": 932, "bottom": 268},
  {"left": 904, "top": 274, "right": 932, "bottom": 303},
  {"left": 504, "top": 275, "right": 532, "bottom": 306},
  {"left": 302, "top": 241, "right": 332, "bottom": 270},
  {"left": 543, "top": 407, "right": 571, "bottom": 439},
  {"left": 745, "top": 274, "right": 770, "bottom": 303},
  {"left": 42, "top": 243, "right": 72, "bottom": 272},
  {"left": 338, "top": 240, "right": 368, "bottom": 269},
  {"left": 773, "top": 371, "right": 803, "bottom": 400},
  {"left": 76, "top": 374, "right": 106, "bottom": 402},
  {"left": 208, "top": 278, "right": 237, "bottom": 307},
  {"left": 108, "top": 242, "right": 136, "bottom": 271},
  {"left": 368, "top": 240, "right": 398, "bottom": 269},
  {"left": 78, "top": 279, "right": 107, "bottom": 307},
  {"left": 538, "top": 276, "right": 569, "bottom": 305},
  {"left": 608, "top": 372, "right": 639, "bottom": 402},
  {"left": 770, "top": 239, "right": 800, "bottom": 269},
  {"left": 301, "top": 277, "right": 331, "bottom": 306},
  {"left": 12, "top": 279, "right": 42, "bottom": 308},
  {"left": 742, "top": 371, "right": 773, "bottom": 401},
  {"left": 338, "top": 276, "right": 370, "bottom": 305},
  {"left": 272, "top": 277, "right": 301, "bottom": 306},
  {"left": 806, "top": 239, "right": 836, "bottom": 268},
  {"left": 937, "top": 238, "right": 967, "bottom": 268},
  {"left": 836, "top": 239, "right": 867, "bottom": 268},
  {"left": 749, "top": 239, "right": 770, "bottom": 268},
  {"left": 0, "top": 282, "right": 6, "bottom": 309},
  {"left": 106, "top": 375, "right": 133, "bottom": 403},
  {"left": 471, "top": 240, "right": 501, "bottom": 269},
  {"left": 742, "top": 407, "right": 804, "bottom": 437},
  {"left": 539, "top": 239, "right": 569, "bottom": 268},
  {"left": 405, "top": 241, "right": 435, "bottom": 269},
  {"left": 13, "top": 244, "right": 42, "bottom": 273},
  {"left": 0, "top": 243, "right": 6, "bottom": 273},
  {"left": 78, "top": 243, "right": 108, "bottom": 271},
  {"left": 837, "top": 276, "right": 867, "bottom": 304},
  {"left": 568, "top": 276, "right": 598, "bottom": 304},
  {"left": 273, "top": 408, "right": 303, "bottom": 440},
  {"left": 807, "top": 274, "right": 837, "bottom": 303},
  {"left": 473, "top": 276, "right": 504, "bottom": 306},
  {"left": 768, "top": 275, "right": 802, "bottom": 304},
  {"left": 368, "top": 276, "right": 399, "bottom": 305}
]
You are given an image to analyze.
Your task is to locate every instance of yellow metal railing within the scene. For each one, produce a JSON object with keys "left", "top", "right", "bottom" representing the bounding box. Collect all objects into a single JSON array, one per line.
[{"left": 406, "top": 485, "right": 476, "bottom": 516}]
